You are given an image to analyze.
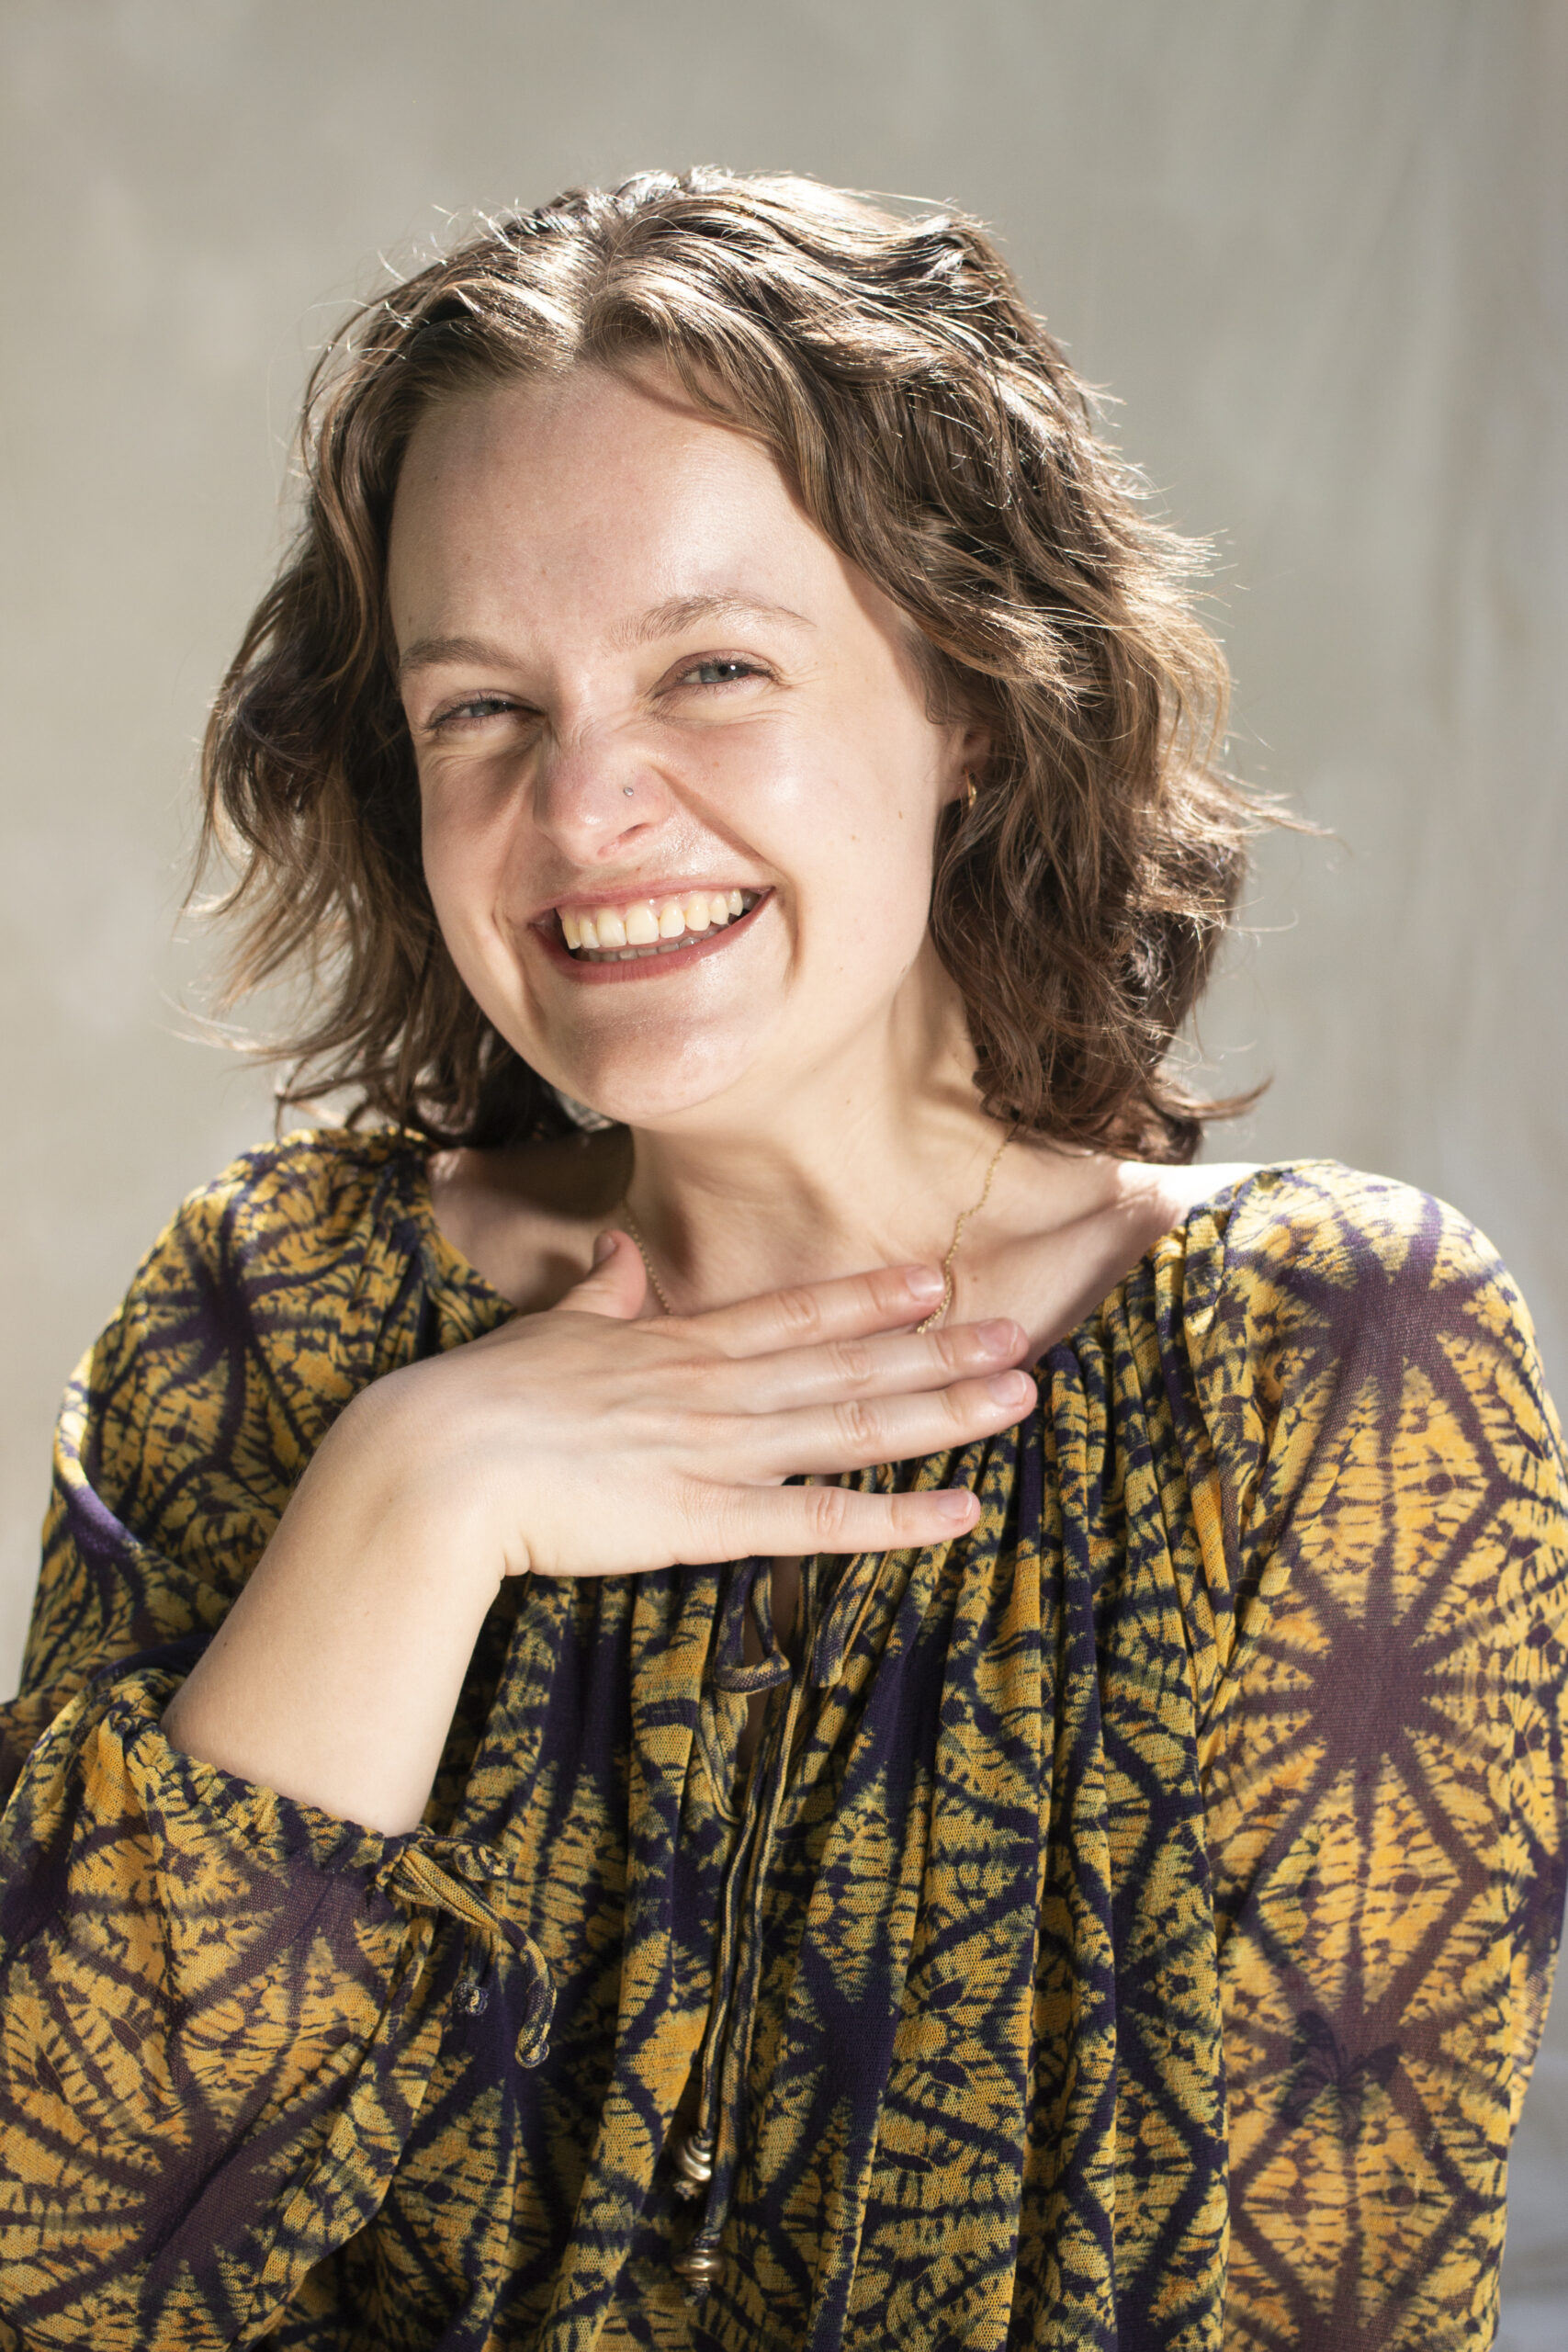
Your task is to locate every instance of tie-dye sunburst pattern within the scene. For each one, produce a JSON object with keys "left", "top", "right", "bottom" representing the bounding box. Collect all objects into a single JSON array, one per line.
[{"left": 0, "top": 1134, "right": 1563, "bottom": 2351}]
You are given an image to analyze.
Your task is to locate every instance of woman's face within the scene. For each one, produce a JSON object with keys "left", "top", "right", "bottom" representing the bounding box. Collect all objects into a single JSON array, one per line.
[{"left": 389, "top": 363, "right": 976, "bottom": 1131}]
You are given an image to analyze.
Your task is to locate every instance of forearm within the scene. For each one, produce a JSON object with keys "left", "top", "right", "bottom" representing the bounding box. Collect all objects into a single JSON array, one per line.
[{"left": 164, "top": 1389, "right": 501, "bottom": 1835}]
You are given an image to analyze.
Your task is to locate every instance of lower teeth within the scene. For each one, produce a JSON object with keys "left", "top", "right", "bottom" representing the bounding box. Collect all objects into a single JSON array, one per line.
[{"left": 581, "top": 934, "right": 700, "bottom": 965}]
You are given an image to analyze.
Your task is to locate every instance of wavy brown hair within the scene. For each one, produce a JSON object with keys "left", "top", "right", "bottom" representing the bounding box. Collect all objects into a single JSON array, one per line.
[{"left": 200, "top": 167, "right": 1261, "bottom": 1160}]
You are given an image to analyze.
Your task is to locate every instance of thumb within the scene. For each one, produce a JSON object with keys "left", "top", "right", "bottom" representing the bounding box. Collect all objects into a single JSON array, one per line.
[{"left": 553, "top": 1228, "right": 649, "bottom": 1322}]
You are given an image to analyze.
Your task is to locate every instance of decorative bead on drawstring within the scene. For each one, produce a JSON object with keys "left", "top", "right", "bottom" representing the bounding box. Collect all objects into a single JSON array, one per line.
[
  {"left": 671, "top": 2133, "right": 720, "bottom": 2299},
  {"left": 671, "top": 2230, "right": 722, "bottom": 2298},
  {"left": 669, "top": 2123, "right": 715, "bottom": 2199}
]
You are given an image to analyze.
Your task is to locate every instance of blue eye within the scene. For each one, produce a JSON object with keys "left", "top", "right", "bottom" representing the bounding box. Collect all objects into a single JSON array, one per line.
[
  {"left": 686, "top": 659, "right": 761, "bottom": 686},
  {"left": 430, "top": 695, "right": 517, "bottom": 729}
]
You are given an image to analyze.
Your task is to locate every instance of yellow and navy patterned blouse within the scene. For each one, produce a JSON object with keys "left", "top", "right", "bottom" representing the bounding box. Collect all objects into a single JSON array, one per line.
[{"left": 1, "top": 1133, "right": 1565, "bottom": 2352}]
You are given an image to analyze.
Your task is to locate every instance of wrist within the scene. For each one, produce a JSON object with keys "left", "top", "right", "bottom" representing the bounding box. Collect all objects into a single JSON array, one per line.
[
  {"left": 306, "top": 1374, "right": 508, "bottom": 1610},
  {"left": 164, "top": 1374, "right": 507, "bottom": 1832}
]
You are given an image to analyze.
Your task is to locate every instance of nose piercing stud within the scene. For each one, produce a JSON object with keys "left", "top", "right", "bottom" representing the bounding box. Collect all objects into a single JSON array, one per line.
[{"left": 624, "top": 786, "right": 635, "bottom": 797}]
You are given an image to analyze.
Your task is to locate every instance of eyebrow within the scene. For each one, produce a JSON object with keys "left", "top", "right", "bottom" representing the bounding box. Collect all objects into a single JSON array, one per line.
[
  {"left": 397, "top": 593, "right": 814, "bottom": 679},
  {"left": 397, "top": 632, "right": 515, "bottom": 679},
  {"left": 608, "top": 593, "right": 814, "bottom": 650}
]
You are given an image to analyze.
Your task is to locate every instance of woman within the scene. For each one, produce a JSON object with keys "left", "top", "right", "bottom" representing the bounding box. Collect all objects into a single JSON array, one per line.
[{"left": 1, "top": 170, "right": 1563, "bottom": 2352}]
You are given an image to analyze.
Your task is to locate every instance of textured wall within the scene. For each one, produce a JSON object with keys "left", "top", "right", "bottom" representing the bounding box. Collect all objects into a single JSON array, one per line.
[{"left": 2, "top": 1, "right": 1563, "bottom": 2332}]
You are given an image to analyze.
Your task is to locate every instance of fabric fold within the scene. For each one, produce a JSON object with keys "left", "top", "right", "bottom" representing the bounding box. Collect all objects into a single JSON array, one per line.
[{"left": 386, "top": 1843, "right": 556, "bottom": 2069}]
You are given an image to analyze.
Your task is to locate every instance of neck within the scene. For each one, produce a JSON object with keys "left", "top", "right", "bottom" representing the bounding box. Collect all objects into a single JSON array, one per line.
[{"left": 618, "top": 975, "right": 1011, "bottom": 1313}]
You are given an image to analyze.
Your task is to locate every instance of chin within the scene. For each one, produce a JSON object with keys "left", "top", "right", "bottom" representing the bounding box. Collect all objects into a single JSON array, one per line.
[{"left": 525, "top": 1028, "right": 766, "bottom": 1133}]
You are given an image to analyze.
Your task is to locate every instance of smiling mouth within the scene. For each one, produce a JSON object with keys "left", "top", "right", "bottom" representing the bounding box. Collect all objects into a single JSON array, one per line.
[{"left": 556, "top": 888, "right": 762, "bottom": 964}]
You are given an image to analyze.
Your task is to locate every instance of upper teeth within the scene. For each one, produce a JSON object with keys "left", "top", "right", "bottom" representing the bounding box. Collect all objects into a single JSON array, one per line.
[{"left": 560, "top": 889, "right": 753, "bottom": 956}]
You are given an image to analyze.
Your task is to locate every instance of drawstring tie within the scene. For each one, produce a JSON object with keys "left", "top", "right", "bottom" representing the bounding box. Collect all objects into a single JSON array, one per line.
[
  {"left": 387, "top": 1841, "right": 556, "bottom": 2069},
  {"left": 671, "top": 1530, "right": 888, "bottom": 2301}
]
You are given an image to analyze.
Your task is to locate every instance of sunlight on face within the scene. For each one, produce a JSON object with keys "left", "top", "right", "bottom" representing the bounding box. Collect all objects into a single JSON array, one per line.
[{"left": 388, "top": 364, "right": 974, "bottom": 1132}]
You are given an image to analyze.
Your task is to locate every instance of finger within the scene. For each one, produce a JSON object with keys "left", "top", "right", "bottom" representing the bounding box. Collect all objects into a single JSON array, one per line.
[
  {"left": 684, "top": 1262, "right": 951, "bottom": 1358},
  {"left": 695, "top": 1317, "right": 1030, "bottom": 1414},
  {"left": 549, "top": 1229, "right": 649, "bottom": 1323},
  {"left": 747, "top": 1367, "right": 1037, "bottom": 1479},
  {"left": 691, "top": 1475, "right": 984, "bottom": 1558}
]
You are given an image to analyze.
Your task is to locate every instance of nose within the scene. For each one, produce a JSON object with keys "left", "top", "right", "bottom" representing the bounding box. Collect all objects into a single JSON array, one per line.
[{"left": 531, "top": 730, "right": 673, "bottom": 863}]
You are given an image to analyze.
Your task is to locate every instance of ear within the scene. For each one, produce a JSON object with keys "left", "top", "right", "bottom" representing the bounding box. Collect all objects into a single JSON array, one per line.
[{"left": 945, "top": 721, "right": 993, "bottom": 807}]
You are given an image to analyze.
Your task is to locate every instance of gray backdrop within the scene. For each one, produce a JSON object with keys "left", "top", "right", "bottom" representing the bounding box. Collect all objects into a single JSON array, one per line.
[{"left": 2, "top": 2, "right": 1563, "bottom": 2336}]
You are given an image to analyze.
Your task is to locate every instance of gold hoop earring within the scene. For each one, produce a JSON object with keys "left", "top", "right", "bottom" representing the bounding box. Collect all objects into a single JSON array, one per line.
[{"left": 963, "top": 770, "right": 977, "bottom": 811}]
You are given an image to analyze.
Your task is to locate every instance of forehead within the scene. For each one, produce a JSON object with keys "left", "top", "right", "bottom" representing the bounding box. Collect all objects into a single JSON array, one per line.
[{"left": 388, "top": 366, "right": 829, "bottom": 628}]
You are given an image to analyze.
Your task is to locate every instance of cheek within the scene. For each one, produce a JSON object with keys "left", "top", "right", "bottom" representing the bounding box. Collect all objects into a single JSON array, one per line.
[
  {"left": 421, "top": 825, "right": 531, "bottom": 1044},
  {"left": 793, "top": 806, "right": 940, "bottom": 996},
  {"left": 419, "top": 781, "right": 507, "bottom": 944}
]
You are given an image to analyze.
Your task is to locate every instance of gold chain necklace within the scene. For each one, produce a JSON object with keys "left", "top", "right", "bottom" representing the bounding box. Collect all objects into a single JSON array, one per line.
[{"left": 619, "top": 1129, "right": 1010, "bottom": 1333}]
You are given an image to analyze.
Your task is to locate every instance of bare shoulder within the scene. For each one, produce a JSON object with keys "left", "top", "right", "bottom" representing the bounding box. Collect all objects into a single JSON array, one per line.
[
  {"left": 427, "top": 1128, "right": 629, "bottom": 1308},
  {"left": 1130, "top": 1157, "right": 1261, "bottom": 1232},
  {"left": 974, "top": 1146, "right": 1262, "bottom": 1358},
  {"left": 998, "top": 1143, "right": 1258, "bottom": 1253}
]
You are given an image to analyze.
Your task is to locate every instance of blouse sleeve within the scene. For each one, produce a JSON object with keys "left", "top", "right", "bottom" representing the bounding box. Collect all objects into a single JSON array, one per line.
[
  {"left": 1190, "top": 1164, "right": 1568, "bottom": 2349},
  {"left": 0, "top": 1147, "right": 547, "bottom": 2350}
]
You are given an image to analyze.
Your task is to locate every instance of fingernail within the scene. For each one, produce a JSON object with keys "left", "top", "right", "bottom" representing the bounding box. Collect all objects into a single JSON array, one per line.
[
  {"left": 907, "top": 1266, "right": 946, "bottom": 1301},
  {"left": 592, "top": 1231, "right": 615, "bottom": 1266},
  {"left": 987, "top": 1371, "right": 1032, "bottom": 1406},
  {"left": 976, "top": 1318, "right": 1017, "bottom": 1354},
  {"left": 931, "top": 1489, "right": 976, "bottom": 1523}
]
